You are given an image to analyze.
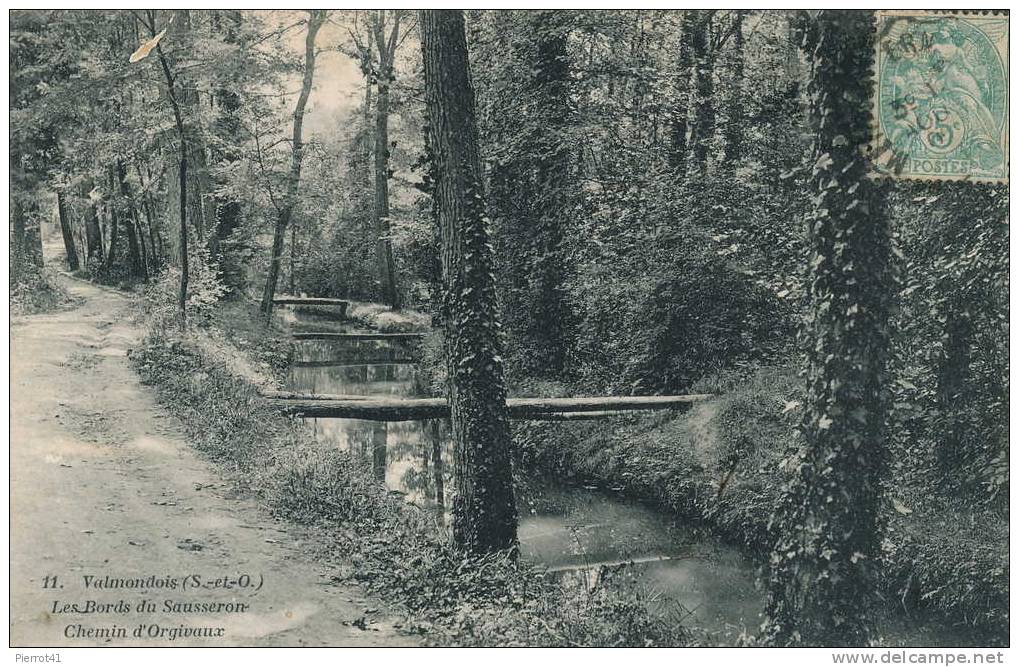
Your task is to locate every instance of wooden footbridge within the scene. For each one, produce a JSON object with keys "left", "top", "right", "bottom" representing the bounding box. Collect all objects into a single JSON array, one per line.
[
  {"left": 273, "top": 295, "right": 349, "bottom": 318},
  {"left": 260, "top": 390, "right": 712, "bottom": 421}
]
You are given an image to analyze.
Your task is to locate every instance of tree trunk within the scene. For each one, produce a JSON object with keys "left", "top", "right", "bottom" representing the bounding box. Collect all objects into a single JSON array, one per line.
[
  {"left": 371, "top": 422, "right": 387, "bottom": 482},
  {"left": 762, "top": 10, "right": 894, "bottom": 647},
  {"left": 289, "top": 220, "right": 297, "bottom": 294},
  {"left": 721, "top": 11, "right": 746, "bottom": 171},
  {"left": 134, "top": 162, "right": 163, "bottom": 268},
  {"left": 56, "top": 190, "right": 80, "bottom": 272},
  {"left": 529, "top": 10, "right": 573, "bottom": 373},
  {"left": 420, "top": 9, "right": 518, "bottom": 554},
  {"left": 430, "top": 420, "right": 445, "bottom": 512},
  {"left": 102, "top": 173, "right": 120, "bottom": 275},
  {"left": 935, "top": 303, "right": 973, "bottom": 477},
  {"left": 374, "top": 77, "right": 400, "bottom": 308},
  {"left": 10, "top": 194, "right": 42, "bottom": 274},
  {"left": 261, "top": 10, "right": 326, "bottom": 317},
  {"left": 372, "top": 11, "right": 402, "bottom": 309},
  {"left": 686, "top": 10, "right": 716, "bottom": 178},
  {"left": 669, "top": 11, "right": 698, "bottom": 177},
  {"left": 117, "top": 161, "right": 145, "bottom": 280},
  {"left": 82, "top": 184, "right": 104, "bottom": 269},
  {"left": 210, "top": 13, "right": 244, "bottom": 258},
  {"left": 178, "top": 156, "right": 189, "bottom": 324},
  {"left": 135, "top": 217, "right": 149, "bottom": 281},
  {"left": 150, "top": 10, "right": 189, "bottom": 324}
]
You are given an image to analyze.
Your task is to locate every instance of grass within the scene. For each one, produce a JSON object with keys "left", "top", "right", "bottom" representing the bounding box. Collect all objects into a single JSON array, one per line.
[
  {"left": 130, "top": 322, "right": 698, "bottom": 647},
  {"left": 346, "top": 300, "right": 432, "bottom": 333}
]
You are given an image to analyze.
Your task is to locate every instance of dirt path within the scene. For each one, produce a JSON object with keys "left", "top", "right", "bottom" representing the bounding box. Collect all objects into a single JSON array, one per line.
[{"left": 10, "top": 276, "right": 417, "bottom": 647}]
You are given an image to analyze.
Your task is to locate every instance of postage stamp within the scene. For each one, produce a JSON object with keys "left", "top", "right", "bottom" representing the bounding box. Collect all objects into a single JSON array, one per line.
[{"left": 871, "top": 11, "right": 1009, "bottom": 183}]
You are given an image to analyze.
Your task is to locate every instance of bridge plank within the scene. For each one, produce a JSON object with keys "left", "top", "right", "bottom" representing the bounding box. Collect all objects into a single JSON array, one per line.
[
  {"left": 273, "top": 296, "right": 349, "bottom": 307},
  {"left": 293, "top": 331, "right": 424, "bottom": 341},
  {"left": 263, "top": 394, "right": 712, "bottom": 421}
]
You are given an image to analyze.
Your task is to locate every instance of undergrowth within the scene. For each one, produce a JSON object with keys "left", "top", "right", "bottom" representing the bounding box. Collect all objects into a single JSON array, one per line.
[{"left": 11, "top": 265, "right": 76, "bottom": 315}]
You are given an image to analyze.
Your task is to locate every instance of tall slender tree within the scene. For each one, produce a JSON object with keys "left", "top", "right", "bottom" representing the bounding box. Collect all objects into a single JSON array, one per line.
[
  {"left": 116, "top": 161, "right": 147, "bottom": 281},
  {"left": 686, "top": 10, "right": 717, "bottom": 178},
  {"left": 721, "top": 10, "right": 746, "bottom": 171},
  {"left": 101, "top": 169, "right": 121, "bottom": 275},
  {"left": 762, "top": 10, "right": 895, "bottom": 646},
  {"left": 420, "top": 9, "right": 518, "bottom": 554},
  {"left": 131, "top": 10, "right": 192, "bottom": 324},
  {"left": 260, "top": 10, "right": 327, "bottom": 317},
  {"left": 668, "top": 11, "right": 698, "bottom": 177},
  {"left": 370, "top": 10, "right": 404, "bottom": 309}
]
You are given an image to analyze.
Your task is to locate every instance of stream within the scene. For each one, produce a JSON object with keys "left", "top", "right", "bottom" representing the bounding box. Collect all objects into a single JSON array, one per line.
[{"left": 283, "top": 311, "right": 976, "bottom": 646}]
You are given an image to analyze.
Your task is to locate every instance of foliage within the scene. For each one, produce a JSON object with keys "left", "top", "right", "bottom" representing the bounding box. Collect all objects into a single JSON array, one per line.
[
  {"left": 890, "top": 183, "right": 1008, "bottom": 506},
  {"left": 10, "top": 264, "right": 76, "bottom": 316},
  {"left": 142, "top": 242, "right": 228, "bottom": 329},
  {"left": 881, "top": 493, "right": 1008, "bottom": 639}
]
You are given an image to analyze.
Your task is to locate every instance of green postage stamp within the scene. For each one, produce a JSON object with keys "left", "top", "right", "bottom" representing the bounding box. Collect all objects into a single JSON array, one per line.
[{"left": 872, "top": 11, "right": 1009, "bottom": 183}]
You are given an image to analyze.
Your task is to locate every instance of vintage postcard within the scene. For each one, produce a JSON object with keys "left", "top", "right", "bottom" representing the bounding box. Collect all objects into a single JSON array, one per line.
[{"left": 8, "top": 7, "right": 1010, "bottom": 661}]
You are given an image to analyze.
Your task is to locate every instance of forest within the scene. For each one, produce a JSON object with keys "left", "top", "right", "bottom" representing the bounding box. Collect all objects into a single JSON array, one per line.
[{"left": 9, "top": 9, "right": 1009, "bottom": 649}]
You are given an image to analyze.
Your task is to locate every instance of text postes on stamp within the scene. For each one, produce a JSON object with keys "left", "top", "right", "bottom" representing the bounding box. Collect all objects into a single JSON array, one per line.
[{"left": 872, "top": 11, "right": 1008, "bottom": 183}]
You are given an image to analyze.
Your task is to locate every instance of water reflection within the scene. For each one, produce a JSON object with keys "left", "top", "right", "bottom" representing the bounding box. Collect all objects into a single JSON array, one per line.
[{"left": 286, "top": 328, "right": 766, "bottom": 636}]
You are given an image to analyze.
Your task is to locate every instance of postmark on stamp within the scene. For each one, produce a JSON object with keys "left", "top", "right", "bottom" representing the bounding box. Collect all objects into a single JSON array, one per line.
[{"left": 871, "top": 11, "right": 1008, "bottom": 183}]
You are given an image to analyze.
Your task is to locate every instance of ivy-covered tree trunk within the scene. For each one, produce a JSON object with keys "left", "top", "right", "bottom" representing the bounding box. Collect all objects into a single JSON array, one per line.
[
  {"left": 211, "top": 89, "right": 243, "bottom": 253},
  {"left": 210, "top": 10, "right": 244, "bottom": 260},
  {"left": 261, "top": 10, "right": 325, "bottom": 317},
  {"left": 56, "top": 189, "right": 80, "bottom": 272},
  {"left": 10, "top": 193, "right": 43, "bottom": 272},
  {"left": 429, "top": 419, "right": 445, "bottom": 512},
  {"left": 762, "top": 10, "right": 894, "bottom": 646},
  {"left": 373, "top": 76, "right": 399, "bottom": 307},
  {"left": 371, "top": 422, "right": 387, "bottom": 482},
  {"left": 420, "top": 9, "right": 518, "bottom": 555}
]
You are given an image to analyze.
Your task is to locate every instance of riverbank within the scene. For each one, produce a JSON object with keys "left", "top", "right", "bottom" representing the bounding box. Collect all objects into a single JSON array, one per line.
[
  {"left": 131, "top": 308, "right": 698, "bottom": 647},
  {"left": 512, "top": 368, "right": 1008, "bottom": 644},
  {"left": 138, "top": 293, "right": 1006, "bottom": 645}
]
